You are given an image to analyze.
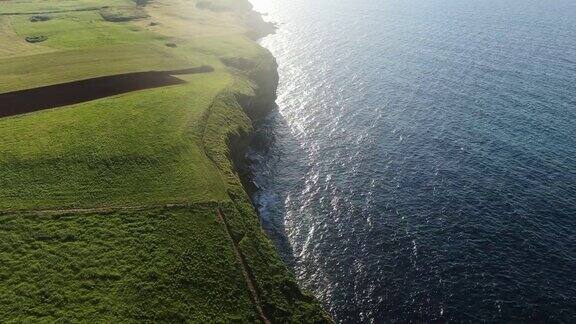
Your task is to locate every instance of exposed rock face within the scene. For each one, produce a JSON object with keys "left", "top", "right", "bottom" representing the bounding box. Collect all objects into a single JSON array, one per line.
[
  {"left": 222, "top": 55, "right": 279, "bottom": 122},
  {"left": 219, "top": 5, "right": 333, "bottom": 323}
]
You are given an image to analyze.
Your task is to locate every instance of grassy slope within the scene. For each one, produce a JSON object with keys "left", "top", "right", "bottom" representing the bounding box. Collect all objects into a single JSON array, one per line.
[
  {"left": 0, "top": 72, "right": 231, "bottom": 210},
  {"left": 10, "top": 11, "right": 155, "bottom": 48},
  {"left": 0, "top": 16, "right": 53, "bottom": 57},
  {"left": 0, "top": 0, "right": 134, "bottom": 14},
  {"left": 0, "top": 206, "right": 259, "bottom": 322},
  {"left": 0, "top": 0, "right": 331, "bottom": 322}
]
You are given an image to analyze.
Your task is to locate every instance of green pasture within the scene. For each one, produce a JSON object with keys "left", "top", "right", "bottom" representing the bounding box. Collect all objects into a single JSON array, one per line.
[
  {"left": 0, "top": 71, "right": 233, "bottom": 210},
  {"left": 9, "top": 10, "right": 155, "bottom": 49},
  {"left": 0, "top": 0, "right": 331, "bottom": 321},
  {"left": 0, "top": 206, "right": 259, "bottom": 322},
  {"left": 0, "top": 0, "right": 133, "bottom": 15}
]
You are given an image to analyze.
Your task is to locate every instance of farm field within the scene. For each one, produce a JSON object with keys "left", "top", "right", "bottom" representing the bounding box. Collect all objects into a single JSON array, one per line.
[{"left": 0, "top": 0, "right": 330, "bottom": 322}]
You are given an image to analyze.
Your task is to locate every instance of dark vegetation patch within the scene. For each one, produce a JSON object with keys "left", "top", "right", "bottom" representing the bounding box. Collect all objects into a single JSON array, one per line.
[
  {"left": 29, "top": 15, "right": 50, "bottom": 22},
  {"left": 165, "top": 42, "right": 177, "bottom": 48},
  {"left": 25, "top": 35, "right": 47, "bottom": 43},
  {"left": 169, "top": 66, "right": 214, "bottom": 74},
  {"left": 99, "top": 6, "right": 148, "bottom": 22},
  {"left": 221, "top": 57, "right": 256, "bottom": 71},
  {"left": 134, "top": 0, "right": 150, "bottom": 6},
  {"left": 0, "top": 66, "right": 214, "bottom": 118}
]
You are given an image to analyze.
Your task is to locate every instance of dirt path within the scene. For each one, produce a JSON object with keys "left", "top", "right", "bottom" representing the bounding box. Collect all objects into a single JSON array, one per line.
[
  {"left": 0, "top": 66, "right": 213, "bottom": 118},
  {"left": 216, "top": 208, "right": 271, "bottom": 324}
]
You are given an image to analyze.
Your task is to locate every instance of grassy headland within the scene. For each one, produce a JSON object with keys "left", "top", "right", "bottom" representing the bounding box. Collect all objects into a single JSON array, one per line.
[{"left": 0, "top": 0, "right": 331, "bottom": 322}]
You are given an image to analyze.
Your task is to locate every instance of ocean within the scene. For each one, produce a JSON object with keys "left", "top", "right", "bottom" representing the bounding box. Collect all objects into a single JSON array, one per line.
[{"left": 248, "top": 0, "right": 576, "bottom": 322}]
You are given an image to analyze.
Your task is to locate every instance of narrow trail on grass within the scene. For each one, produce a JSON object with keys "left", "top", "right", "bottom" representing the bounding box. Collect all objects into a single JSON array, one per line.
[
  {"left": 216, "top": 208, "right": 271, "bottom": 324},
  {"left": 0, "top": 203, "right": 203, "bottom": 216},
  {"left": 0, "top": 66, "right": 214, "bottom": 118}
]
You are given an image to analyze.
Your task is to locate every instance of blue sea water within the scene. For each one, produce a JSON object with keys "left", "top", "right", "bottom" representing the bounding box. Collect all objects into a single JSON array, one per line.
[{"left": 248, "top": 0, "right": 576, "bottom": 322}]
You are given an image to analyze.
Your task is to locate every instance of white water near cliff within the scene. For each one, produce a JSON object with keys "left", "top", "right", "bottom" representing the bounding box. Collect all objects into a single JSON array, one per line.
[{"left": 249, "top": 0, "right": 576, "bottom": 322}]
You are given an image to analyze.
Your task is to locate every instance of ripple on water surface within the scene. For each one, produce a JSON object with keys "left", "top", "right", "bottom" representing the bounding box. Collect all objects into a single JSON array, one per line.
[{"left": 249, "top": 0, "right": 576, "bottom": 322}]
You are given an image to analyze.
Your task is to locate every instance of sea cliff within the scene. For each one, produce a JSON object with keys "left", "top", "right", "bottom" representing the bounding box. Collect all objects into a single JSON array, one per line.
[
  {"left": 0, "top": 0, "right": 330, "bottom": 321},
  {"left": 205, "top": 5, "right": 333, "bottom": 322}
]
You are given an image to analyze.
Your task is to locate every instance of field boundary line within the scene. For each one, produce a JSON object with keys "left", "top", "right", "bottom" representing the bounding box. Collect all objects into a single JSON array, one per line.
[
  {"left": 0, "top": 7, "right": 103, "bottom": 16},
  {"left": 216, "top": 208, "right": 271, "bottom": 324},
  {"left": 0, "top": 202, "right": 224, "bottom": 216}
]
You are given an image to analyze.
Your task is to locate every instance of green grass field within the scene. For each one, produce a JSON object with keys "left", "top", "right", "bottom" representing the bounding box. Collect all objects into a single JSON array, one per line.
[
  {"left": 0, "top": 206, "right": 259, "bottom": 322},
  {"left": 0, "top": 71, "right": 232, "bottom": 210},
  {"left": 0, "top": 0, "right": 331, "bottom": 322},
  {"left": 0, "top": 0, "right": 134, "bottom": 15}
]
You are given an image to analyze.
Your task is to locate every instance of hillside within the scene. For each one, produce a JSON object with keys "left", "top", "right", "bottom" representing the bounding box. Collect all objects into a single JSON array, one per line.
[{"left": 0, "top": 0, "right": 331, "bottom": 322}]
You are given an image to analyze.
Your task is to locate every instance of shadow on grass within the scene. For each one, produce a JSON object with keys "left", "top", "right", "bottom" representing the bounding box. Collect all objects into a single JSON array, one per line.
[{"left": 0, "top": 66, "right": 213, "bottom": 118}]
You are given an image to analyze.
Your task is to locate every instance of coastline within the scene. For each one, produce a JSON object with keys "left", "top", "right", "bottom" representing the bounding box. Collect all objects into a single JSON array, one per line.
[
  {"left": 0, "top": 0, "right": 330, "bottom": 321},
  {"left": 218, "top": 5, "right": 333, "bottom": 322}
]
